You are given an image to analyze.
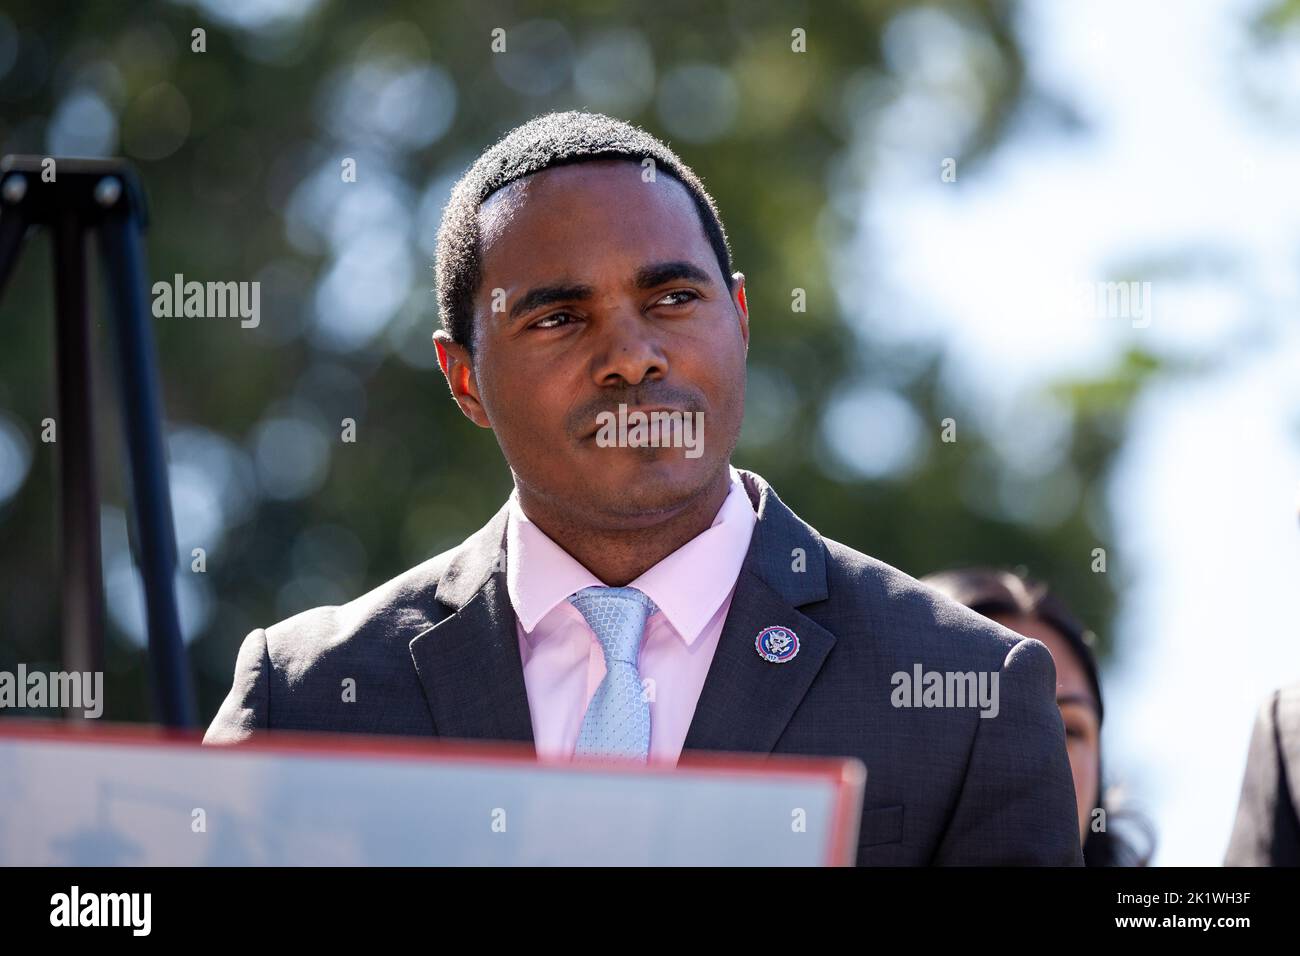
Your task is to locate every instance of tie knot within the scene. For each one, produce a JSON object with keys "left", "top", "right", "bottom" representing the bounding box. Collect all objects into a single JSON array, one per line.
[{"left": 568, "top": 586, "right": 658, "bottom": 665}]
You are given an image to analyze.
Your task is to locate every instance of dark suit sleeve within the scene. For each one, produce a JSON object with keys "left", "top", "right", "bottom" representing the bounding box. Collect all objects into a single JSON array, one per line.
[
  {"left": 932, "top": 637, "right": 1084, "bottom": 865},
  {"left": 202, "top": 628, "right": 271, "bottom": 745},
  {"left": 1224, "top": 689, "right": 1300, "bottom": 866}
]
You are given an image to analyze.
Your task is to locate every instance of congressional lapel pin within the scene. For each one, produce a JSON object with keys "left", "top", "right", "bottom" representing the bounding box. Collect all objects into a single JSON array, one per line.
[{"left": 755, "top": 625, "right": 799, "bottom": 664}]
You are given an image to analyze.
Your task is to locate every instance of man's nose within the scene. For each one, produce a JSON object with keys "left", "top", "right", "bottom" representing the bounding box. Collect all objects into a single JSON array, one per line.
[{"left": 591, "top": 312, "right": 667, "bottom": 388}]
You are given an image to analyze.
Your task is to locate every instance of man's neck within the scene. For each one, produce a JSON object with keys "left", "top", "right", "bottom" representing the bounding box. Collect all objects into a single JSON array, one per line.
[{"left": 515, "top": 467, "right": 734, "bottom": 587}]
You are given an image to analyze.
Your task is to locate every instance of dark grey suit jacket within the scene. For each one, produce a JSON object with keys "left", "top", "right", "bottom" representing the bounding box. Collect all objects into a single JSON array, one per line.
[
  {"left": 206, "top": 469, "right": 1082, "bottom": 865},
  {"left": 1225, "top": 684, "right": 1300, "bottom": 866}
]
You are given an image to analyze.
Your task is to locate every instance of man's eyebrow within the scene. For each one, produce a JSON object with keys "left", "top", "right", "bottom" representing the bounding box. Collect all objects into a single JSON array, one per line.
[
  {"left": 508, "top": 283, "right": 596, "bottom": 321},
  {"left": 634, "top": 260, "right": 714, "bottom": 289},
  {"left": 504, "top": 262, "right": 715, "bottom": 321}
]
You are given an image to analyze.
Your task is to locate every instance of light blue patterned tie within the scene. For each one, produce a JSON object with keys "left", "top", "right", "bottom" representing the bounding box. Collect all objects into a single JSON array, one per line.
[{"left": 570, "top": 585, "right": 658, "bottom": 762}]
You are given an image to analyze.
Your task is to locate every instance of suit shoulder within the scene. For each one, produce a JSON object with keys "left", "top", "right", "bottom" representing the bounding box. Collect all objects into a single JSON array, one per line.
[
  {"left": 1258, "top": 683, "right": 1300, "bottom": 755},
  {"left": 261, "top": 546, "right": 461, "bottom": 679},
  {"left": 1275, "top": 683, "right": 1300, "bottom": 730},
  {"left": 819, "top": 536, "right": 1025, "bottom": 668}
]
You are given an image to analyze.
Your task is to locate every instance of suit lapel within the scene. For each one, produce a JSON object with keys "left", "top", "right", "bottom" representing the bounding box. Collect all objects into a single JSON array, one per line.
[
  {"left": 681, "top": 567, "right": 837, "bottom": 755},
  {"left": 408, "top": 503, "right": 535, "bottom": 748},
  {"left": 682, "top": 470, "right": 838, "bottom": 756}
]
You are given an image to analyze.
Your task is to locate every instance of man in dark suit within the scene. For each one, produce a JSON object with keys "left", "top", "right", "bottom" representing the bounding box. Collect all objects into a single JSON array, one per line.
[
  {"left": 206, "top": 111, "right": 1081, "bottom": 866},
  {"left": 1225, "top": 683, "right": 1300, "bottom": 865}
]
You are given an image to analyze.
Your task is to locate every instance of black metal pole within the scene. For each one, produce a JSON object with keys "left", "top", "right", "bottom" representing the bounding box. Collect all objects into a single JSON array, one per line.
[
  {"left": 1, "top": 157, "right": 195, "bottom": 728},
  {"left": 0, "top": 203, "right": 28, "bottom": 296},
  {"left": 98, "top": 208, "right": 195, "bottom": 729},
  {"left": 52, "top": 211, "right": 105, "bottom": 692}
]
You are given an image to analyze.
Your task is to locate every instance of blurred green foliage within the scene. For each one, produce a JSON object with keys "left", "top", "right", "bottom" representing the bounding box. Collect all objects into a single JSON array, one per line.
[{"left": 0, "top": 0, "right": 1150, "bottom": 724}]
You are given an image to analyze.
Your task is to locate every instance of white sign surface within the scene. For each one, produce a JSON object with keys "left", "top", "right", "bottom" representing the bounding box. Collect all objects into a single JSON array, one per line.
[{"left": 0, "top": 723, "right": 864, "bottom": 866}]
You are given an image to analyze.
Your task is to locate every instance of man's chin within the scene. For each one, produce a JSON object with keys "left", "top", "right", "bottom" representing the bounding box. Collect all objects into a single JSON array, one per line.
[{"left": 579, "top": 448, "right": 723, "bottom": 521}]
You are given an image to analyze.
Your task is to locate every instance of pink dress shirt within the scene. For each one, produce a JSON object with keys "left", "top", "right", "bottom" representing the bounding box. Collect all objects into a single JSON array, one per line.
[{"left": 506, "top": 466, "right": 757, "bottom": 765}]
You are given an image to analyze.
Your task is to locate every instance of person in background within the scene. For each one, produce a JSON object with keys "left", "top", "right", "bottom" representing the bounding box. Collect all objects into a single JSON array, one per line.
[
  {"left": 1224, "top": 682, "right": 1300, "bottom": 865},
  {"left": 923, "top": 567, "right": 1153, "bottom": 866}
]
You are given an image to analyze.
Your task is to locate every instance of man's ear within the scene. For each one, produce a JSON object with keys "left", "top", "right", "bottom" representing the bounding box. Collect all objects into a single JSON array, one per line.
[
  {"left": 731, "top": 271, "right": 750, "bottom": 350},
  {"left": 432, "top": 328, "right": 491, "bottom": 429}
]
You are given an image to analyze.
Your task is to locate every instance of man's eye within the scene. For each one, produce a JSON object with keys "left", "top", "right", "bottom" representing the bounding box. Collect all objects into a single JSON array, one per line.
[
  {"left": 532, "top": 312, "right": 575, "bottom": 330},
  {"left": 656, "top": 290, "right": 699, "bottom": 307}
]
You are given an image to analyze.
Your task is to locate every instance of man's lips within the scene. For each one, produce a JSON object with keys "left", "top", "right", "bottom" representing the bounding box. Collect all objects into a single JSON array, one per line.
[{"left": 580, "top": 405, "right": 695, "bottom": 440}]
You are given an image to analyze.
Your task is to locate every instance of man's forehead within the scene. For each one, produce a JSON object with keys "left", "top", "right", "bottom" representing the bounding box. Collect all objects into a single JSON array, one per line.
[{"left": 476, "top": 160, "right": 699, "bottom": 248}]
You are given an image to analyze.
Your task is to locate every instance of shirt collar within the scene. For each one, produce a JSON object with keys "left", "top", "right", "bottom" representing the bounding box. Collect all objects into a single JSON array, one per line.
[{"left": 505, "top": 465, "right": 757, "bottom": 646}]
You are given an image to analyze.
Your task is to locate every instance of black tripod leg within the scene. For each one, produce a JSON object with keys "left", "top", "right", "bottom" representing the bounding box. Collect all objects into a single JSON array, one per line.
[
  {"left": 98, "top": 212, "right": 194, "bottom": 729},
  {"left": 0, "top": 203, "right": 30, "bottom": 297},
  {"left": 52, "top": 212, "right": 105, "bottom": 694}
]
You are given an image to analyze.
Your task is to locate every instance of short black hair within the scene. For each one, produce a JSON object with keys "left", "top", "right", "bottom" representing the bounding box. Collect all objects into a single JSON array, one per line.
[{"left": 435, "top": 110, "right": 733, "bottom": 350}]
